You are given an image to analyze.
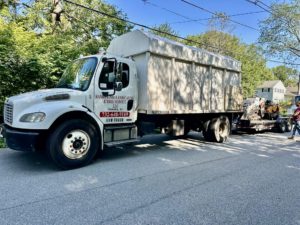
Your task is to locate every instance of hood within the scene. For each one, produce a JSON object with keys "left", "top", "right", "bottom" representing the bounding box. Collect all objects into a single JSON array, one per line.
[
  {"left": 8, "top": 89, "right": 68, "bottom": 101},
  {"left": 6, "top": 88, "right": 84, "bottom": 105},
  {"left": 4, "top": 89, "right": 87, "bottom": 126}
]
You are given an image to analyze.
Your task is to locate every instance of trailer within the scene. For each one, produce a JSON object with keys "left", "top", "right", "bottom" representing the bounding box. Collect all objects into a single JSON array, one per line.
[
  {"left": 235, "top": 97, "right": 292, "bottom": 133},
  {"left": 2, "top": 30, "right": 244, "bottom": 169}
]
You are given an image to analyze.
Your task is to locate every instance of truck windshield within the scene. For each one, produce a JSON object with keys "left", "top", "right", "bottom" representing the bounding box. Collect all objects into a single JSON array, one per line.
[{"left": 56, "top": 57, "right": 98, "bottom": 91}]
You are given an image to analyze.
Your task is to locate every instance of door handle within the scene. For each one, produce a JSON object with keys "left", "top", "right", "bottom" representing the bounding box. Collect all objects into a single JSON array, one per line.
[{"left": 127, "top": 100, "right": 134, "bottom": 110}]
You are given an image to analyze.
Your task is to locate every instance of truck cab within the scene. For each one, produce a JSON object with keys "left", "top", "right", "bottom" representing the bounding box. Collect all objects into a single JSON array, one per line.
[{"left": 3, "top": 53, "right": 138, "bottom": 169}]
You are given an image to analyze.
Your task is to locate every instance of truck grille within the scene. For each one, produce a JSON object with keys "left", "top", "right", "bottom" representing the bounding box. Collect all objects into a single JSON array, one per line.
[{"left": 4, "top": 103, "right": 13, "bottom": 125}]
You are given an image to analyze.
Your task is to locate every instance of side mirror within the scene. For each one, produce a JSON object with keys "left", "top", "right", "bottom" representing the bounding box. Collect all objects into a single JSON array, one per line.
[
  {"left": 102, "top": 57, "right": 107, "bottom": 63},
  {"left": 115, "top": 82, "right": 123, "bottom": 91}
]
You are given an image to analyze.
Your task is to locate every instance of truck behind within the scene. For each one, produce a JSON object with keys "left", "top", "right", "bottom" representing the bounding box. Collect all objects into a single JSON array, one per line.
[{"left": 236, "top": 97, "right": 292, "bottom": 133}]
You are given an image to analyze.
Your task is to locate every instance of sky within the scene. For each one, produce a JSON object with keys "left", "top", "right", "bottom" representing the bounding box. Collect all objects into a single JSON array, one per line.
[{"left": 104, "top": 0, "right": 289, "bottom": 68}]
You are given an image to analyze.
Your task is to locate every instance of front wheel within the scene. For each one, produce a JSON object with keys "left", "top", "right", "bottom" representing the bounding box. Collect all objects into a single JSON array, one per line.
[{"left": 47, "top": 119, "right": 100, "bottom": 169}]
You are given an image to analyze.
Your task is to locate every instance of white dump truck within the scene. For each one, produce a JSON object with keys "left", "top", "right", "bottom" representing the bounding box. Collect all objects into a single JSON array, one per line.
[{"left": 2, "top": 30, "right": 243, "bottom": 168}]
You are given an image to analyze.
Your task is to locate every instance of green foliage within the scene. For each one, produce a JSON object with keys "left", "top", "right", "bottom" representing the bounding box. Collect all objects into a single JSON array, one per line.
[
  {"left": 0, "top": 0, "right": 131, "bottom": 116},
  {"left": 23, "top": 0, "right": 132, "bottom": 48},
  {"left": 272, "top": 66, "right": 298, "bottom": 87},
  {"left": 279, "top": 99, "right": 293, "bottom": 116},
  {"left": 0, "top": 1, "right": 18, "bottom": 17},
  {"left": 259, "top": 0, "right": 300, "bottom": 63},
  {"left": 0, "top": 18, "right": 48, "bottom": 111},
  {"left": 0, "top": 138, "right": 6, "bottom": 148},
  {"left": 185, "top": 31, "right": 273, "bottom": 98}
]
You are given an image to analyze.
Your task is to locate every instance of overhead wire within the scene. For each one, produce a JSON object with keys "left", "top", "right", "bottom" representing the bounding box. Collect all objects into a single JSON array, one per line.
[
  {"left": 142, "top": 0, "right": 265, "bottom": 25},
  {"left": 142, "top": 0, "right": 191, "bottom": 20},
  {"left": 169, "top": 10, "right": 266, "bottom": 25},
  {"left": 181, "top": 0, "right": 260, "bottom": 31},
  {"left": 245, "top": 0, "right": 273, "bottom": 14},
  {"left": 245, "top": 0, "right": 299, "bottom": 66},
  {"left": 63, "top": 0, "right": 300, "bottom": 66},
  {"left": 63, "top": 0, "right": 219, "bottom": 51},
  {"left": 186, "top": 0, "right": 299, "bottom": 66},
  {"left": 256, "top": 0, "right": 273, "bottom": 10},
  {"left": 141, "top": 0, "right": 206, "bottom": 27},
  {"left": 245, "top": 0, "right": 297, "bottom": 17}
]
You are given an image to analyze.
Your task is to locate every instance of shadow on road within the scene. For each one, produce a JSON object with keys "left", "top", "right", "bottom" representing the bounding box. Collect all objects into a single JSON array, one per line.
[{"left": 1, "top": 131, "right": 299, "bottom": 172}]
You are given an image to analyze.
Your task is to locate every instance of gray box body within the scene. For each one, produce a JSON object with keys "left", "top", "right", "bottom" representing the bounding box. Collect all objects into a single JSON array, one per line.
[{"left": 108, "top": 30, "right": 243, "bottom": 114}]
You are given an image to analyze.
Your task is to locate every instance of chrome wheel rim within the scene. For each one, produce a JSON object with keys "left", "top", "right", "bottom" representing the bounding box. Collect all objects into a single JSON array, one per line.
[{"left": 62, "top": 130, "right": 91, "bottom": 159}]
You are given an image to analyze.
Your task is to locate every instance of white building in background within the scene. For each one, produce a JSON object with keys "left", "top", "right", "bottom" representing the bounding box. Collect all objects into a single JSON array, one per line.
[{"left": 256, "top": 80, "right": 286, "bottom": 103}]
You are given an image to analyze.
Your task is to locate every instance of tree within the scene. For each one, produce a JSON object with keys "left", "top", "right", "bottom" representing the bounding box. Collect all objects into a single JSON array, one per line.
[
  {"left": 258, "top": 0, "right": 300, "bottom": 64},
  {"left": 271, "top": 66, "right": 298, "bottom": 87},
  {"left": 0, "top": 0, "right": 18, "bottom": 13},
  {"left": 0, "top": 17, "right": 47, "bottom": 113},
  {"left": 23, "top": 0, "right": 132, "bottom": 51},
  {"left": 207, "top": 12, "right": 235, "bottom": 33}
]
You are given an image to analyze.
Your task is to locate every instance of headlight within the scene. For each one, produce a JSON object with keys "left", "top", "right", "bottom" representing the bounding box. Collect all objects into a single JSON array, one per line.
[{"left": 20, "top": 112, "right": 46, "bottom": 123}]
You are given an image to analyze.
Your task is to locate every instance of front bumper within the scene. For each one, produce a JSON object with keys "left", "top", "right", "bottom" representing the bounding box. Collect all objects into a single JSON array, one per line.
[{"left": 1, "top": 125, "right": 41, "bottom": 151}]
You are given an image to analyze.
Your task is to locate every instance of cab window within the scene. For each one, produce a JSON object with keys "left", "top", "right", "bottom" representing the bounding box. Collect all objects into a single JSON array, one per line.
[
  {"left": 99, "top": 61, "right": 115, "bottom": 90},
  {"left": 116, "top": 63, "right": 129, "bottom": 88},
  {"left": 99, "top": 61, "right": 129, "bottom": 90}
]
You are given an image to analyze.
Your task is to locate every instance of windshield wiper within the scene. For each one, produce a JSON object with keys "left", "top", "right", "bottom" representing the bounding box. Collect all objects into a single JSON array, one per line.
[{"left": 56, "top": 84, "right": 78, "bottom": 89}]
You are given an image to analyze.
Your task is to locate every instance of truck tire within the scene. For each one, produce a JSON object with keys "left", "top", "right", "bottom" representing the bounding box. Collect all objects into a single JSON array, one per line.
[
  {"left": 202, "top": 120, "right": 214, "bottom": 141},
  {"left": 277, "top": 121, "right": 286, "bottom": 133},
  {"left": 285, "top": 120, "right": 292, "bottom": 132},
  {"left": 208, "top": 116, "right": 230, "bottom": 143},
  {"left": 183, "top": 123, "right": 191, "bottom": 136},
  {"left": 47, "top": 119, "right": 100, "bottom": 169}
]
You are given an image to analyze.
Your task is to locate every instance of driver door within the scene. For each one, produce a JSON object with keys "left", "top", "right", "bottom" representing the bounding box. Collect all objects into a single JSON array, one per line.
[{"left": 94, "top": 59, "right": 138, "bottom": 125}]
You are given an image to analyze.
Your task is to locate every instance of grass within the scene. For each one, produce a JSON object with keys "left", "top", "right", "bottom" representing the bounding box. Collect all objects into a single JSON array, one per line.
[{"left": 0, "top": 138, "right": 6, "bottom": 148}]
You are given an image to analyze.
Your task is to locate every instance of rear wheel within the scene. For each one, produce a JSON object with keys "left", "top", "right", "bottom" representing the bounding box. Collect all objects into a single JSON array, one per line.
[
  {"left": 204, "top": 116, "right": 230, "bottom": 143},
  {"left": 183, "top": 122, "right": 191, "bottom": 136},
  {"left": 277, "top": 121, "right": 286, "bottom": 133},
  {"left": 202, "top": 120, "right": 213, "bottom": 141},
  {"left": 285, "top": 120, "right": 292, "bottom": 132},
  {"left": 47, "top": 119, "right": 100, "bottom": 169}
]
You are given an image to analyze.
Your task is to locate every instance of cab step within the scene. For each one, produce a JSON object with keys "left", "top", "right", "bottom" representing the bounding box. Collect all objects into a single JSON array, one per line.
[{"left": 104, "top": 138, "right": 140, "bottom": 147}]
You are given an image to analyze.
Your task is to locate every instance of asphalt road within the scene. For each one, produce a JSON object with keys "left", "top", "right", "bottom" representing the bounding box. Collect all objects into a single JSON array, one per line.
[{"left": 0, "top": 131, "right": 299, "bottom": 225}]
